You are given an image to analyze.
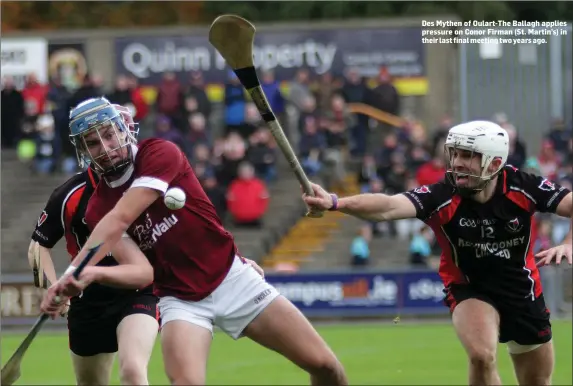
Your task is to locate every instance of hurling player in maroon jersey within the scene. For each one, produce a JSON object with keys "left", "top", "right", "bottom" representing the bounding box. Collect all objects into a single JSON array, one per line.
[
  {"left": 41, "top": 97, "right": 347, "bottom": 386},
  {"left": 30, "top": 103, "right": 159, "bottom": 385},
  {"left": 303, "top": 121, "right": 572, "bottom": 386}
]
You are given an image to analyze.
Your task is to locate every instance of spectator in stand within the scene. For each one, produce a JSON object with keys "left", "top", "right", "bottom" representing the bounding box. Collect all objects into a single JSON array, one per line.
[
  {"left": 322, "top": 94, "right": 353, "bottom": 190},
  {"left": 22, "top": 73, "right": 49, "bottom": 118},
  {"left": 546, "top": 118, "right": 571, "bottom": 159},
  {"left": 33, "top": 114, "right": 58, "bottom": 174},
  {"left": 384, "top": 152, "right": 409, "bottom": 195},
  {"left": 226, "top": 161, "right": 270, "bottom": 228},
  {"left": 430, "top": 114, "right": 453, "bottom": 153},
  {"left": 154, "top": 115, "right": 189, "bottom": 156},
  {"left": 367, "top": 66, "right": 400, "bottom": 141},
  {"left": 416, "top": 150, "right": 446, "bottom": 187},
  {"left": 46, "top": 75, "right": 70, "bottom": 166},
  {"left": 224, "top": 71, "right": 247, "bottom": 135},
  {"left": 127, "top": 75, "right": 149, "bottom": 131},
  {"left": 216, "top": 132, "right": 247, "bottom": 187},
  {"left": 261, "top": 71, "right": 285, "bottom": 125},
  {"left": 299, "top": 115, "right": 326, "bottom": 178},
  {"left": 407, "top": 144, "right": 431, "bottom": 172},
  {"left": 1, "top": 75, "right": 25, "bottom": 148},
  {"left": 200, "top": 171, "right": 227, "bottom": 220},
  {"left": 67, "top": 74, "right": 103, "bottom": 119},
  {"left": 247, "top": 127, "right": 277, "bottom": 184},
  {"left": 374, "top": 131, "right": 401, "bottom": 176},
  {"left": 236, "top": 103, "right": 261, "bottom": 141},
  {"left": 184, "top": 71, "right": 212, "bottom": 122},
  {"left": 341, "top": 67, "right": 370, "bottom": 156},
  {"left": 350, "top": 224, "right": 371, "bottom": 267},
  {"left": 288, "top": 69, "right": 313, "bottom": 112},
  {"left": 537, "top": 139, "right": 561, "bottom": 181},
  {"left": 357, "top": 154, "right": 380, "bottom": 193},
  {"left": 191, "top": 143, "right": 216, "bottom": 182},
  {"left": 155, "top": 71, "right": 183, "bottom": 127},
  {"left": 315, "top": 72, "right": 339, "bottom": 114},
  {"left": 106, "top": 75, "right": 133, "bottom": 106},
  {"left": 409, "top": 225, "right": 434, "bottom": 267},
  {"left": 187, "top": 112, "right": 212, "bottom": 151},
  {"left": 503, "top": 123, "right": 527, "bottom": 169},
  {"left": 297, "top": 95, "right": 318, "bottom": 134}
]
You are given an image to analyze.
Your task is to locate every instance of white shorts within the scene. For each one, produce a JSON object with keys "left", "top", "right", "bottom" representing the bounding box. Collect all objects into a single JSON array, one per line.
[{"left": 158, "top": 256, "right": 280, "bottom": 339}]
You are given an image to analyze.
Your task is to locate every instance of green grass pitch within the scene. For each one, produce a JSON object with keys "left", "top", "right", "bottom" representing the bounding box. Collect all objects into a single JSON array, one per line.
[{"left": 2, "top": 320, "right": 571, "bottom": 385}]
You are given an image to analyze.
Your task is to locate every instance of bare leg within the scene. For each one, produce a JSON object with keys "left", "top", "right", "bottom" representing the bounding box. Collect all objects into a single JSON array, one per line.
[
  {"left": 243, "top": 296, "right": 347, "bottom": 386},
  {"left": 70, "top": 352, "right": 115, "bottom": 385},
  {"left": 452, "top": 298, "right": 502, "bottom": 385},
  {"left": 160, "top": 320, "right": 213, "bottom": 385},
  {"left": 116, "top": 314, "right": 159, "bottom": 385},
  {"left": 510, "top": 340, "right": 554, "bottom": 385}
]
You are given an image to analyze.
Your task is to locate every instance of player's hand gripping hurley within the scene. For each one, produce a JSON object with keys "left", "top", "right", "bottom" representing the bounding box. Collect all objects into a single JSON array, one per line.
[
  {"left": 209, "top": 15, "right": 323, "bottom": 218},
  {"left": 0, "top": 243, "right": 102, "bottom": 386}
]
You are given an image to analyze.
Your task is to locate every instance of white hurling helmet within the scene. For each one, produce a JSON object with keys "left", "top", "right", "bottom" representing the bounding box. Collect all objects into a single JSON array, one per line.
[{"left": 444, "top": 120, "right": 509, "bottom": 194}]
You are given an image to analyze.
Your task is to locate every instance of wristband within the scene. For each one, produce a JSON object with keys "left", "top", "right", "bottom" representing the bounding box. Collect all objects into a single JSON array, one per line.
[
  {"left": 64, "top": 265, "right": 77, "bottom": 275},
  {"left": 328, "top": 193, "right": 339, "bottom": 211}
]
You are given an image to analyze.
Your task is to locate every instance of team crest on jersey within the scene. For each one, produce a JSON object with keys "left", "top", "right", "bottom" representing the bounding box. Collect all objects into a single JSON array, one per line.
[
  {"left": 37, "top": 211, "right": 48, "bottom": 227},
  {"left": 414, "top": 186, "right": 431, "bottom": 194},
  {"left": 538, "top": 178, "right": 555, "bottom": 192},
  {"left": 505, "top": 217, "right": 523, "bottom": 233}
]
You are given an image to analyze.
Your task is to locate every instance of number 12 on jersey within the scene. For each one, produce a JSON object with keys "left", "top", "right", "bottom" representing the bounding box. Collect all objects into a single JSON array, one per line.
[{"left": 481, "top": 226, "right": 495, "bottom": 239}]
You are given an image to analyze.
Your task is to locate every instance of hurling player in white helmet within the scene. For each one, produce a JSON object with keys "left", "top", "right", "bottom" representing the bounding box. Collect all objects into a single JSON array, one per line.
[{"left": 303, "top": 120, "right": 572, "bottom": 386}]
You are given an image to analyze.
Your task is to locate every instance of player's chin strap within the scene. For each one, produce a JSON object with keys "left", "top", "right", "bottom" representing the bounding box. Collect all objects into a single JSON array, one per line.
[{"left": 29, "top": 241, "right": 70, "bottom": 317}]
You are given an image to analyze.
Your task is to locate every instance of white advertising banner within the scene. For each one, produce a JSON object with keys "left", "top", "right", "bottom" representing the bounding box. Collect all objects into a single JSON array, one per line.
[{"left": 1, "top": 38, "right": 48, "bottom": 90}]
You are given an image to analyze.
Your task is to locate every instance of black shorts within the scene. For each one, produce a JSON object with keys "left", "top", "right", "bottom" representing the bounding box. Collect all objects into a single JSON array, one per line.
[
  {"left": 444, "top": 284, "right": 552, "bottom": 346},
  {"left": 68, "top": 292, "right": 159, "bottom": 357}
]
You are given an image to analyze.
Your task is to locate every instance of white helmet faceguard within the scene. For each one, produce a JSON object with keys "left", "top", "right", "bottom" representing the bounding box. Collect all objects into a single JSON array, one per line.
[{"left": 444, "top": 120, "right": 509, "bottom": 194}]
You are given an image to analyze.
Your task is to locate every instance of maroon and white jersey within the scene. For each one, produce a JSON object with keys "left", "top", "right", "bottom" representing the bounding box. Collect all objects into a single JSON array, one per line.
[{"left": 86, "top": 138, "right": 236, "bottom": 301}]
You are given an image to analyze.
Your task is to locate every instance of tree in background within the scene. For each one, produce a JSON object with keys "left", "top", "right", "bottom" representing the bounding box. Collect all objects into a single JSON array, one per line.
[{"left": 2, "top": 1, "right": 571, "bottom": 32}]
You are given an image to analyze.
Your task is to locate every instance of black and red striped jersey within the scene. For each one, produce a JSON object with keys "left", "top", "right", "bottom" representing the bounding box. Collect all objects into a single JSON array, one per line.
[
  {"left": 31, "top": 167, "right": 152, "bottom": 307},
  {"left": 403, "top": 165, "right": 571, "bottom": 302}
]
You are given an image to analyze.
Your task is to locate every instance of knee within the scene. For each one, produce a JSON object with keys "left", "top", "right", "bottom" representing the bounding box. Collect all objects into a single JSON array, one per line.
[
  {"left": 303, "top": 351, "right": 345, "bottom": 378},
  {"left": 119, "top": 358, "right": 148, "bottom": 385},
  {"left": 468, "top": 347, "right": 497, "bottom": 369},
  {"left": 167, "top": 375, "right": 205, "bottom": 386},
  {"left": 76, "top": 371, "right": 109, "bottom": 386},
  {"left": 164, "top": 367, "right": 205, "bottom": 386}
]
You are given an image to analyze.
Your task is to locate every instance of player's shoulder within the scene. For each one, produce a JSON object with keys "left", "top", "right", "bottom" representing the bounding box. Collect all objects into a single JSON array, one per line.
[
  {"left": 136, "top": 138, "right": 182, "bottom": 156},
  {"left": 411, "top": 179, "right": 454, "bottom": 197},
  {"left": 134, "top": 138, "right": 187, "bottom": 169},
  {"left": 49, "top": 171, "right": 89, "bottom": 202},
  {"left": 502, "top": 164, "right": 545, "bottom": 190}
]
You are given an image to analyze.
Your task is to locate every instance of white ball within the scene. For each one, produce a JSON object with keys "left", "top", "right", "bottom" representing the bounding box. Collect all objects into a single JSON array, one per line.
[{"left": 164, "top": 187, "right": 186, "bottom": 210}]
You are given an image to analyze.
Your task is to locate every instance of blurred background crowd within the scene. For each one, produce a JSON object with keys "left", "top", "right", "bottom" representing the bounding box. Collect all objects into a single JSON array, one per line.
[{"left": 3, "top": 65, "right": 572, "bottom": 277}]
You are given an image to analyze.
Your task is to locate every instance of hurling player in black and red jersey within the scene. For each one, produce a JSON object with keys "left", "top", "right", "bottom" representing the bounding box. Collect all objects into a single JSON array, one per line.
[
  {"left": 303, "top": 121, "right": 572, "bottom": 386},
  {"left": 41, "top": 97, "right": 347, "bottom": 386},
  {"left": 30, "top": 104, "right": 158, "bottom": 385}
]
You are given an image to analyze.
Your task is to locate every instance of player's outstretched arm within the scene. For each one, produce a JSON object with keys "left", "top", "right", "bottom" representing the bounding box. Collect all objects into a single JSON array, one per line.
[
  {"left": 66, "top": 186, "right": 161, "bottom": 275},
  {"left": 58, "top": 237, "right": 154, "bottom": 297},
  {"left": 302, "top": 182, "right": 417, "bottom": 222}
]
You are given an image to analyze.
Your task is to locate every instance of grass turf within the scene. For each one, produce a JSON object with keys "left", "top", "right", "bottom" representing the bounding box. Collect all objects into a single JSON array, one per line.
[{"left": 2, "top": 320, "right": 571, "bottom": 385}]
